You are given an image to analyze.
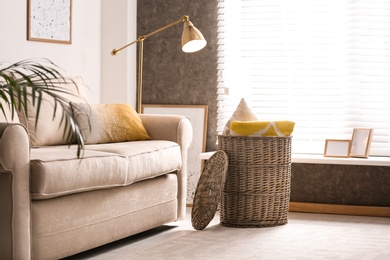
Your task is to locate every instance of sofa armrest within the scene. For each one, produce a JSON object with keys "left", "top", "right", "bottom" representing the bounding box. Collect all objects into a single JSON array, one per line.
[
  {"left": 139, "top": 114, "right": 193, "bottom": 219},
  {"left": 0, "top": 123, "right": 31, "bottom": 260},
  {"left": 140, "top": 114, "right": 192, "bottom": 148}
]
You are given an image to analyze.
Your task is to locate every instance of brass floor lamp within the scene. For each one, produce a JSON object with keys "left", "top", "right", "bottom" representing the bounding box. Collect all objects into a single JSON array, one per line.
[{"left": 112, "top": 15, "right": 207, "bottom": 113}]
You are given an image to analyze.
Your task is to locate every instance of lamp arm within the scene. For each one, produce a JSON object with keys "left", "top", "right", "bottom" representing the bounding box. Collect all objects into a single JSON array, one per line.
[
  {"left": 143, "top": 15, "right": 188, "bottom": 39},
  {"left": 111, "top": 16, "right": 189, "bottom": 56},
  {"left": 111, "top": 38, "right": 140, "bottom": 56}
]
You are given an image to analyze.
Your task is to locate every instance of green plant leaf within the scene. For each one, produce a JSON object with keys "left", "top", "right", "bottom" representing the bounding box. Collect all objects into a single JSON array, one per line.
[{"left": 0, "top": 58, "right": 85, "bottom": 158}]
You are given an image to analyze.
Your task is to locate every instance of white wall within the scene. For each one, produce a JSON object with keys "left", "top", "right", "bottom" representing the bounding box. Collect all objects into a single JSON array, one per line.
[
  {"left": 0, "top": 0, "right": 136, "bottom": 105},
  {"left": 101, "top": 0, "right": 137, "bottom": 106},
  {"left": 0, "top": 0, "right": 101, "bottom": 102}
]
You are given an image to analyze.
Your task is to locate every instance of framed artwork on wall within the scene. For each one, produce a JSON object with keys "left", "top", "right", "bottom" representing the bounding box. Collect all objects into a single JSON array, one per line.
[
  {"left": 142, "top": 104, "right": 208, "bottom": 205},
  {"left": 324, "top": 139, "right": 351, "bottom": 158},
  {"left": 27, "top": 0, "right": 72, "bottom": 44},
  {"left": 349, "top": 128, "right": 374, "bottom": 158}
]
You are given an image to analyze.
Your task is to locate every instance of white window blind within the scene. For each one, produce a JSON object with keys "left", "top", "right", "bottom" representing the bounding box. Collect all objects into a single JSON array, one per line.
[{"left": 217, "top": 0, "right": 390, "bottom": 156}]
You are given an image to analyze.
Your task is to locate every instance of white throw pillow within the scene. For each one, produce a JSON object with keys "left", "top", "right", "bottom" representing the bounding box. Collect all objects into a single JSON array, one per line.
[{"left": 222, "top": 98, "right": 258, "bottom": 135}]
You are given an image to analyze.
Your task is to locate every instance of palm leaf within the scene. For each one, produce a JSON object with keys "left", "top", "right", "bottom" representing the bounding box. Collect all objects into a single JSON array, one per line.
[{"left": 0, "top": 58, "right": 84, "bottom": 158}]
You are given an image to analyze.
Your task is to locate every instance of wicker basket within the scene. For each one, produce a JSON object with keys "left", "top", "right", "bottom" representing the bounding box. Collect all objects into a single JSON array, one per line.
[{"left": 218, "top": 135, "right": 292, "bottom": 228}]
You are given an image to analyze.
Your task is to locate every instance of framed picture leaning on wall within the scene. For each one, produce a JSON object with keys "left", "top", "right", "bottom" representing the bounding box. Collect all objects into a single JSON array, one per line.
[{"left": 142, "top": 104, "right": 208, "bottom": 204}]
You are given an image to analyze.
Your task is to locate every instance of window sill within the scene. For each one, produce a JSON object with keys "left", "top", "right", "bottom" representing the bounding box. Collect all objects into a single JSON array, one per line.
[
  {"left": 292, "top": 154, "right": 390, "bottom": 166},
  {"left": 199, "top": 152, "right": 390, "bottom": 167}
]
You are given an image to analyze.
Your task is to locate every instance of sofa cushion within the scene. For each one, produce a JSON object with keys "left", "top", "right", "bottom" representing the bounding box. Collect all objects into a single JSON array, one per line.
[
  {"left": 30, "top": 140, "right": 181, "bottom": 199},
  {"left": 71, "top": 103, "right": 151, "bottom": 144},
  {"left": 17, "top": 76, "right": 88, "bottom": 147},
  {"left": 84, "top": 141, "right": 182, "bottom": 185},
  {"left": 30, "top": 147, "right": 127, "bottom": 199}
]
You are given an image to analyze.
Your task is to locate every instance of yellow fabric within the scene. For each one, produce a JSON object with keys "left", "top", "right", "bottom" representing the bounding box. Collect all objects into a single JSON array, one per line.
[
  {"left": 230, "top": 120, "right": 295, "bottom": 137},
  {"left": 71, "top": 103, "right": 151, "bottom": 144}
]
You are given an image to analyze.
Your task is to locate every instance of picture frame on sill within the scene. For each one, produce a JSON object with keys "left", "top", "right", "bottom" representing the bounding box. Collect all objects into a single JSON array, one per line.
[
  {"left": 27, "top": 0, "right": 72, "bottom": 44},
  {"left": 349, "top": 128, "right": 374, "bottom": 158},
  {"left": 324, "top": 139, "right": 351, "bottom": 158}
]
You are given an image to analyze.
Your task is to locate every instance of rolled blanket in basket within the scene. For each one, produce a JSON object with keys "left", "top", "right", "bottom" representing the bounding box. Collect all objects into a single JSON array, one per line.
[{"left": 230, "top": 120, "right": 295, "bottom": 137}]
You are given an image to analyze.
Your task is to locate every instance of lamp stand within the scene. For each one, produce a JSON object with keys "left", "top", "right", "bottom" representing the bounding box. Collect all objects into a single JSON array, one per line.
[
  {"left": 137, "top": 38, "right": 144, "bottom": 113},
  {"left": 111, "top": 15, "right": 206, "bottom": 113}
]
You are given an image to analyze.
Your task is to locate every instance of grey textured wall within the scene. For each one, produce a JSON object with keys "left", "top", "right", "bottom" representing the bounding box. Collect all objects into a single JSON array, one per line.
[
  {"left": 291, "top": 163, "right": 390, "bottom": 206},
  {"left": 137, "top": 0, "right": 218, "bottom": 151}
]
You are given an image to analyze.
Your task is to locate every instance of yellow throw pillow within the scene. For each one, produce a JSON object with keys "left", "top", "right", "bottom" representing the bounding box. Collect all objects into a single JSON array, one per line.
[
  {"left": 230, "top": 120, "right": 295, "bottom": 137},
  {"left": 222, "top": 98, "right": 258, "bottom": 135},
  {"left": 71, "top": 103, "right": 151, "bottom": 144}
]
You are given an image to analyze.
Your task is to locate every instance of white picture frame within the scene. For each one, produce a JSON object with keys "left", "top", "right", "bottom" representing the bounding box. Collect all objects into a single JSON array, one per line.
[
  {"left": 142, "top": 104, "right": 208, "bottom": 204},
  {"left": 349, "top": 128, "right": 373, "bottom": 158},
  {"left": 27, "top": 0, "right": 72, "bottom": 44},
  {"left": 324, "top": 139, "right": 351, "bottom": 158}
]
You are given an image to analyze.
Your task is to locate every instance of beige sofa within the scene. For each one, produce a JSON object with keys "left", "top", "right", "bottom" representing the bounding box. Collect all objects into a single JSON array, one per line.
[{"left": 0, "top": 78, "right": 192, "bottom": 259}]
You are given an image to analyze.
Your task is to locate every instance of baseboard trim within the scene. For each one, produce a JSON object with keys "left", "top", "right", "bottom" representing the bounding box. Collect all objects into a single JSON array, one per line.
[
  {"left": 289, "top": 202, "right": 390, "bottom": 217},
  {"left": 187, "top": 202, "right": 390, "bottom": 217}
]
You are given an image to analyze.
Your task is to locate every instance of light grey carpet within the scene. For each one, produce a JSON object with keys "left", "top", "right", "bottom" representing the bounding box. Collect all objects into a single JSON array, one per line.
[{"left": 66, "top": 208, "right": 390, "bottom": 260}]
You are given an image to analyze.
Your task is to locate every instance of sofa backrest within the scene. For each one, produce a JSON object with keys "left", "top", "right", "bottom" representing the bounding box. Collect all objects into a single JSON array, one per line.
[
  {"left": 17, "top": 76, "right": 89, "bottom": 147},
  {"left": 0, "top": 98, "right": 20, "bottom": 123},
  {"left": 2, "top": 76, "right": 89, "bottom": 147}
]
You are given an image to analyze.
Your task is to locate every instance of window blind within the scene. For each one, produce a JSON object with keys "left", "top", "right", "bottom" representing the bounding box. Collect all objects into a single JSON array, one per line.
[{"left": 217, "top": 0, "right": 390, "bottom": 156}]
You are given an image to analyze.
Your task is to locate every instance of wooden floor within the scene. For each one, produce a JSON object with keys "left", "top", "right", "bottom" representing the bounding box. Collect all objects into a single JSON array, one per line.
[{"left": 64, "top": 207, "right": 390, "bottom": 260}]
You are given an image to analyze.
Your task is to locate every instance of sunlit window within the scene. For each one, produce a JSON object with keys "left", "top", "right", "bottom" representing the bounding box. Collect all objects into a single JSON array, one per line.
[{"left": 217, "top": 0, "right": 390, "bottom": 156}]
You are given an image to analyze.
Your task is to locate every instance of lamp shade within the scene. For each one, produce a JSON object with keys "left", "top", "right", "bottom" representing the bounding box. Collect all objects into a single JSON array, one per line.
[{"left": 181, "top": 21, "right": 207, "bottom": 53}]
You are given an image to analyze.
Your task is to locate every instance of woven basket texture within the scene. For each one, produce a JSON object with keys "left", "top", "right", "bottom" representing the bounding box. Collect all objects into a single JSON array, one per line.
[
  {"left": 191, "top": 150, "right": 229, "bottom": 230},
  {"left": 218, "top": 135, "right": 292, "bottom": 228}
]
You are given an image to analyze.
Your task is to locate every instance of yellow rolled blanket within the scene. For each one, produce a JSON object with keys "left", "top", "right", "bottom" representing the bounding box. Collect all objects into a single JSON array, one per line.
[{"left": 230, "top": 120, "right": 295, "bottom": 137}]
